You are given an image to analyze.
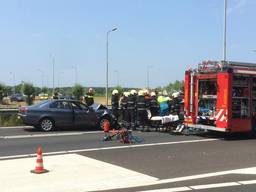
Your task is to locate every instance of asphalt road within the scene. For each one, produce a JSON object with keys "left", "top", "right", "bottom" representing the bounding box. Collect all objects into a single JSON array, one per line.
[{"left": 1, "top": 126, "right": 256, "bottom": 192}]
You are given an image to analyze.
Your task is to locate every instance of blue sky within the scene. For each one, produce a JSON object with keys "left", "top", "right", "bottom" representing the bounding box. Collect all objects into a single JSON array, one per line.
[{"left": 0, "top": 0, "right": 255, "bottom": 88}]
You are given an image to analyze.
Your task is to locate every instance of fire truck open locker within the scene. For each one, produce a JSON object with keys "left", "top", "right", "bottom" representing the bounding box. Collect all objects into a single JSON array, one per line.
[{"left": 184, "top": 60, "right": 256, "bottom": 133}]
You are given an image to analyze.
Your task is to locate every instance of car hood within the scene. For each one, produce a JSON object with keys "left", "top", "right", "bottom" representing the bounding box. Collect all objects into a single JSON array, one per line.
[{"left": 90, "top": 103, "right": 108, "bottom": 111}]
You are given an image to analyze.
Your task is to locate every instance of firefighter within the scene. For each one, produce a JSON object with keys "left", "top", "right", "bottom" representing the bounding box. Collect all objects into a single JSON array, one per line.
[
  {"left": 144, "top": 89, "right": 151, "bottom": 110},
  {"left": 53, "top": 89, "right": 59, "bottom": 99},
  {"left": 127, "top": 89, "right": 137, "bottom": 130},
  {"left": 84, "top": 88, "right": 94, "bottom": 106},
  {"left": 171, "top": 92, "right": 183, "bottom": 118},
  {"left": 111, "top": 89, "right": 119, "bottom": 121},
  {"left": 137, "top": 90, "right": 147, "bottom": 131},
  {"left": 120, "top": 92, "right": 129, "bottom": 127},
  {"left": 150, "top": 92, "right": 159, "bottom": 117}
]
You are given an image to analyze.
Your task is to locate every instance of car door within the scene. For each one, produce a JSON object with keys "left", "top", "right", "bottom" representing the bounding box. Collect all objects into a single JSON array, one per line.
[
  {"left": 49, "top": 101, "right": 73, "bottom": 126},
  {"left": 71, "top": 101, "right": 98, "bottom": 127}
]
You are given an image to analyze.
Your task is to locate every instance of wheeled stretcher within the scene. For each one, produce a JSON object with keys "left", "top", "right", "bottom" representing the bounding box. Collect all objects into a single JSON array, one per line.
[{"left": 150, "top": 114, "right": 180, "bottom": 132}]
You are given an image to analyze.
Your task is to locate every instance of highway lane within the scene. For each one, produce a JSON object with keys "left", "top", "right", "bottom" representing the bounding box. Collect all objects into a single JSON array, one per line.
[
  {"left": 0, "top": 126, "right": 211, "bottom": 157},
  {"left": 1, "top": 126, "right": 256, "bottom": 191}
]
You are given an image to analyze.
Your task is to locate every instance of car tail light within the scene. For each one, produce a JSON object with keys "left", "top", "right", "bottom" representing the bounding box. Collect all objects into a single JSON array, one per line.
[{"left": 19, "top": 107, "right": 28, "bottom": 113}]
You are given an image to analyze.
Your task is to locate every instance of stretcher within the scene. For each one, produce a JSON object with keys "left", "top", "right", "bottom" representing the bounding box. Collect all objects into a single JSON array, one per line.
[{"left": 150, "top": 114, "right": 180, "bottom": 132}]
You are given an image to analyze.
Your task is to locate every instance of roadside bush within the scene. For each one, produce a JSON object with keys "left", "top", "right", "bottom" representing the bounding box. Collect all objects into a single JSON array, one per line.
[
  {"left": 2, "top": 97, "right": 11, "bottom": 105},
  {"left": 0, "top": 114, "right": 23, "bottom": 127}
]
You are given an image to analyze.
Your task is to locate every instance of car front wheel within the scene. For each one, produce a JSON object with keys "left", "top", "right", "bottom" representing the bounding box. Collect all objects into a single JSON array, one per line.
[{"left": 39, "top": 118, "right": 55, "bottom": 132}]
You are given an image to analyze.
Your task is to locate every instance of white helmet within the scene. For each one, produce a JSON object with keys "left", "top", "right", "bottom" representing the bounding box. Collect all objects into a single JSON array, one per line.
[
  {"left": 123, "top": 92, "right": 130, "bottom": 97},
  {"left": 172, "top": 92, "right": 180, "bottom": 98},
  {"left": 138, "top": 90, "right": 144, "bottom": 96},
  {"left": 130, "top": 89, "right": 137, "bottom": 95},
  {"left": 143, "top": 89, "right": 149, "bottom": 95},
  {"left": 150, "top": 92, "right": 156, "bottom": 97},
  {"left": 163, "top": 90, "right": 168, "bottom": 96},
  {"left": 112, "top": 89, "right": 118, "bottom": 95}
]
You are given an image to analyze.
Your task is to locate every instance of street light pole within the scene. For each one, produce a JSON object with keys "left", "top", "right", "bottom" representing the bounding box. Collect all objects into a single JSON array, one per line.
[
  {"left": 223, "top": 0, "right": 227, "bottom": 63},
  {"left": 106, "top": 27, "right": 117, "bottom": 106}
]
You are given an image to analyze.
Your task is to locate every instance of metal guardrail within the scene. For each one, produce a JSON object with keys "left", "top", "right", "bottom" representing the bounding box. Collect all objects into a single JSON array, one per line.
[{"left": 0, "top": 109, "right": 19, "bottom": 116}]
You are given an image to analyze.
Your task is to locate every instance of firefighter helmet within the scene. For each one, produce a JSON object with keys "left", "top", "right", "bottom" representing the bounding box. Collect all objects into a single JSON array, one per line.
[
  {"left": 130, "top": 89, "right": 137, "bottom": 95},
  {"left": 123, "top": 92, "right": 130, "bottom": 97},
  {"left": 150, "top": 92, "right": 156, "bottom": 97},
  {"left": 112, "top": 89, "right": 118, "bottom": 95},
  {"left": 143, "top": 89, "right": 149, "bottom": 95},
  {"left": 163, "top": 90, "right": 168, "bottom": 96},
  {"left": 172, "top": 92, "right": 180, "bottom": 98},
  {"left": 138, "top": 90, "right": 144, "bottom": 96}
]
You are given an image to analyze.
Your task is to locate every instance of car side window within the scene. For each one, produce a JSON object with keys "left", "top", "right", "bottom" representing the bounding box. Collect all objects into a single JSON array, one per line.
[
  {"left": 71, "top": 102, "right": 89, "bottom": 111},
  {"left": 71, "top": 102, "right": 82, "bottom": 110},
  {"left": 78, "top": 103, "right": 89, "bottom": 111},
  {"left": 50, "top": 101, "right": 71, "bottom": 110}
]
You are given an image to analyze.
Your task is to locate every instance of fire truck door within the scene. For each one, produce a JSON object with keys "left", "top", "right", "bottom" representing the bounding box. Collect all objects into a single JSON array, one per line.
[{"left": 216, "top": 72, "right": 231, "bottom": 130}]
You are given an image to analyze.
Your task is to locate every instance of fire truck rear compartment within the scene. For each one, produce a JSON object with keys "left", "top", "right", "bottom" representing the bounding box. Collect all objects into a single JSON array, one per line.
[
  {"left": 198, "top": 79, "right": 217, "bottom": 126},
  {"left": 184, "top": 61, "right": 256, "bottom": 134}
]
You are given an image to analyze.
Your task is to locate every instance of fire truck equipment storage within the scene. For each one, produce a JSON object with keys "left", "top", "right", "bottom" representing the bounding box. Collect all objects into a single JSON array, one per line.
[{"left": 184, "top": 60, "right": 256, "bottom": 133}]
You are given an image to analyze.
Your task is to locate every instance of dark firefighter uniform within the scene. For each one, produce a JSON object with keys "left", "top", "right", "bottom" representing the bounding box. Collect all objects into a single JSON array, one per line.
[
  {"left": 137, "top": 91, "right": 147, "bottom": 130},
  {"left": 111, "top": 91, "right": 119, "bottom": 120},
  {"left": 170, "top": 92, "right": 184, "bottom": 120},
  {"left": 120, "top": 93, "right": 129, "bottom": 127},
  {"left": 127, "top": 93, "right": 136, "bottom": 130},
  {"left": 150, "top": 95, "right": 159, "bottom": 117}
]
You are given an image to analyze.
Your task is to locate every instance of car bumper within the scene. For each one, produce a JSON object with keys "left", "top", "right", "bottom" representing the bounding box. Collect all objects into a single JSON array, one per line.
[{"left": 18, "top": 113, "right": 38, "bottom": 126}]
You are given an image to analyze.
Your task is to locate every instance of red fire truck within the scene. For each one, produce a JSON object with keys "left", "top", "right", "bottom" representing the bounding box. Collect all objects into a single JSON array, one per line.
[{"left": 184, "top": 60, "right": 256, "bottom": 133}]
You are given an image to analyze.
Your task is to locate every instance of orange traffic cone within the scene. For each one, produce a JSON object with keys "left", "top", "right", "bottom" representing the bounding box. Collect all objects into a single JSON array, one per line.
[{"left": 31, "top": 147, "right": 49, "bottom": 174}]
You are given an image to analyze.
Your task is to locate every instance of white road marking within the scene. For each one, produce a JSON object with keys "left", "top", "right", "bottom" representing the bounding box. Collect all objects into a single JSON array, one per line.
[
  {"left": 138, "top": 187, "right": 192, "bottom": 192},
  {"left": 0, "top": 131, "right": 102, "bottom": 139},
  {"left": 0, "top": 138, "right": 218, "bottom": 160},
  {"left": 1, "top": 152, "right": 256, "bottom": 191},
  {"left": 190, "top": 182, "right": 240, "bottom": 189},
  {"left": 0, "top": 126, "right": 33, "bottom": 129},
  {"left": 139, "top": 179, "right": 256, "bottom": 192},
  {"left": 238, "top": 180, "right": 256, "bottom": 185},
  {"left": 0, "top": 154, "right": 158, "bottom": 192}
]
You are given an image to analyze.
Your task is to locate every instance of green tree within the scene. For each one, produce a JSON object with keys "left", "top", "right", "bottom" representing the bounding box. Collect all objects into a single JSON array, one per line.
[
  {"left": 72, "top": 84, "right": 84, "bottom": 100},
  {"left": 164, "top": 80, "right": 184, "bottom": 94},
  {"left": 41, "top": 86, "right": 48, "bottom": 94},
  {"left": 15, "top": 83, "right": 23, "bottom": 94},
  {"left": 0, "top": 83, "right": 5, "bottom": 104},
  {"left": 23, "top": 83, "right": 35, "bottom": 105}
]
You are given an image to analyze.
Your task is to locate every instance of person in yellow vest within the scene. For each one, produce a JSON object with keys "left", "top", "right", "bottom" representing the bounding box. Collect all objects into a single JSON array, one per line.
[
  {"left": 157, "top": 91, "right": 170, "bottom": 116},
  {"left": 84, "top": 88, "right": 94, "bottom": 106}
]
